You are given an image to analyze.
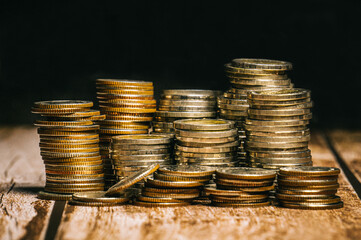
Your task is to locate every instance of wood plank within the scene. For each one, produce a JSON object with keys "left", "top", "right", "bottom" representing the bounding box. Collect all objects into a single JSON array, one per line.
[
  {"left": 327, "top": 129, "right": 361, "bottom": 184},
  {"left": 55, "top": 131, "right": 361, "bottom": 240},
  {"left": 0, "top": 127, "right": 52, "bottom": 240}
]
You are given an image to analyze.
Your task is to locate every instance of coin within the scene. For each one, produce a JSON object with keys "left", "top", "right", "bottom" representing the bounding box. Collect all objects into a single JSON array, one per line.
[
  {"left": 231, "top": 58, "right": 293, "bottom": 70},
  {"left": 141, "top": 191, "right": 200, "bottom": 199},
  {"left": 279, "top": 201, "right": 343, "bottom": 210},
  {"left": 72, "top": 191, "right": 132, "bottom": 203},
  {"left": 174, "top": 119, "right": 235, "bottom": 131},
  {"left": 212, "top": 201, "right": 271, "bottom": 207},
  {"left": 38, "top": 191, "right": 73, "bottom": 201},
  {"left": 154, "top": 173, "right": 211, "bottom": 182},
  {"left": 145, "top": 178, "right": 204, "bottom": 188},
  {"left": 69, "top": 200, "right": 129, "bottom": 206},
  {"left": 133, "top": 200, "right": 190, "bottom": 207},
  {"left": 156, "top": 111, "right": 216, "bottom": 118},
  {"left": 111, "top": 134, "right": 172, "bottom": 145},
  {"left": 279, "top": 166, "right": 341, "bottom": 177},
  {"left": 105, "top": 164, "right": 160, "bottom": 196},
  {"left": 216, "top": 168, "right": 276, "bottom": 180},
  {"left": 137, "top": 195, "right": 190, "bottom": 203},
  {"left": 158, "top": 165, "right": 215, "bottom": 177}
]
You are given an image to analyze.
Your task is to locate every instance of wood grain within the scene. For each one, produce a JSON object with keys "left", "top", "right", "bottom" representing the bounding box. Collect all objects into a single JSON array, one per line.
[
  {"left": 0, "top": 127, "right": 52, "bottom": 240},
  {"left": 54, "top": 131, "right": 361, "bottom": 240},
  {"left": 327, "top": 129, "right": 361, "bottom": 184}
]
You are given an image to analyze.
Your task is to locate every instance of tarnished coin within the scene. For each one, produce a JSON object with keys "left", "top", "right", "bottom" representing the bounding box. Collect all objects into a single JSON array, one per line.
[
  {"left": 105, "top": 164, "right": 160, "bottom": 196},
  {"left": 158, "top": 165, "right": 215, "bottom": 177},
  {"left": 231, "top": 58, "right": 293, "bottom": 70},
  {"left": 216, "top": 167, "right": 276, "bottom": 180},
  {"left": 174, "top": 119, "right": 235, "bottom": 131},
  {"left": 248, "top": 88, "right": 311, "bottom": 101}
]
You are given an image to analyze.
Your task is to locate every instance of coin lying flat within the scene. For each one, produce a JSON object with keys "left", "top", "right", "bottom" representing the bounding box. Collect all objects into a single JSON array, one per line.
[
  {"left": 279, "top": 166, "right": 341, "bottom": 177},
  {"left": 38, "top": 191, "right": 73, "bottom": 201},
  {"left": 72, "top": 190, "right": 132, "bottom": 203},
  {"left": 231, "top": 58, "right": 293, "bottom": 70},
  {"left": 174, "top": 119, "right": 235, "bottom": 131},
  {"left": 133, "top": 200, "right": 190, "bottom": 207},
  {"left": 216, "top": 168, "right": 276, "bottom": 180},
  {"left": 158, "top": 165, "right": 215, "bottom": 177}
]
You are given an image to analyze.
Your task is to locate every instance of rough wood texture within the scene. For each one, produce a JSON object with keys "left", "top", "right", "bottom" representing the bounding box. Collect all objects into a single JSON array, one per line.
[
  {"left": 328, "top": 129, "right": 361, "bottom": 183},
  {"left": 0, "top": 127, "right": 52, "bottom": 240},
  {"left": 1, "top": 127, "right": 361, "bottom": 240},
  {"left": 55, "top": 131, "right": 361, "bottom": 240}
]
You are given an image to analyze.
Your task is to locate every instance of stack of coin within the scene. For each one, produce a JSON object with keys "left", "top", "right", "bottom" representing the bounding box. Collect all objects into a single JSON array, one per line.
[
  {"left": 173, "top": 119, "right": 240, "bottom": 167},
  {"left": 95, "top": 79, "right": 156, "bottom": 189},
  {"left": 218, "top": 58, "right": 294, "bottom": 167},
  {"left": 204, "top": 168, "right": 276, "bottom": 207},
  {"left": 245, "top": 89, "right": 313, "bottom": 169},
  {"left": 153, "top": 89, "right": 219, "bottom": 133},
  {"left": 110, "top": 135, "right": 174, "bottom": 182},
  {"left": 31, "top": 100, "right": 105, "bottom": 200},
  {"left": 276, "top": 166, "right": 343, "bottom": 209},
  {"left": 135, "top": 166, "right": 215, "bottom": 207}
]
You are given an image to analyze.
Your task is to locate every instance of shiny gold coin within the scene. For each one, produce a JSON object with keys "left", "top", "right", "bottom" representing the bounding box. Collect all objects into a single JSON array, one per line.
[
  {"left": 41, "top": 152, "right": 100, "bottom": 158},
  {"left": 174, "top": 119, "right": 235, "bottom": 131},
  {"left": 248, "top": 88, "right": 310, "bottom": 101},
  {"left": 133, "top": 200, "right": 190, "bottom": 207},
  {"left": 231, "top": 58, "right": 292, "bottom": 70},
  {"left": 45, "top": 187, "right": 104, "bottom": 194},
  {"left": 204, "top": 187, "right": 268, "bottom": 198},
  {"left": 42, "top": 110, "right": 100, "bottom": 118},
  {"left": 215, "top": 178, "right": 274, "bottom": 187},
  {"left": 224, "top": 63, "right": 286, "bottom": 74},
  {"left": 46, "top": 173, "right": 104, "bottom": 179},
  {"left": 142, "top": 187, "right": 200, "bottom": 194},
  {"left": 280, "top": 201, "right": 343, "bottom": 209},
  {"left": 39, "top": 142, "right": 99, "bottom": 149},
  {"left": 100, "top": 106, "right": 156, "bottom": 113},
  {"left": 35, "top": 120, "right": 93, "bottom": 127},
  {"left": 69, "top": 200, "right": 128, "bottom": 206},
  {"left": 46, "top": 182, "right": 104, "bottom": 189},
  {"left": 33, "top": 100, "right": 93, "bottom": 109},
  {"left": 216, "top": 167, "right": 276, "bottom": 180},
  {"left": 45, "top": 164, "right": 103, "bottom": 171},
  {"left": 72, "top": 191, "right": 132, "bottom": 203},
  {"left": 44, "top": 160, "right": 103, "bottom": 166},
  {"left": 99, "top": 128, "right": 148, "bottom": 135},
  {"left": 154, "top": 173, "right": 211, "bottom": 182},
  {"left": 40, "top": 147, "right": 100, "bottom": 153},
  {"left": 38, "top": 191, "right": 73, "bottom": 201},
  {"left": 38, "top": 125, "right": 100, "bottom": 132},
  {"left": 175, "top": 144, "right": 237, "bottom": 154},
  {"left": 46, "top": 177, "right": 104, "bottom": 184},
  {"left": 276, "top": 188, "right": 337, "bottom": 196},
  {"left": 38, "top": 129, "right": 98, "bottom": 136},
  {"left": 156, "top": 111, "right": 216, "bottom": 118},
  {"left": 96, "top": 79, "right": 153, "bottom": 87},
  {"left": 217, "top": 184, "right": 275, "bottom": 192},
  {"left": 145, "top": 179, "right": 204, "bottom": 188},
  {"left": 45, "top": 169, "right": 103, "bottom": 175},
  {"left": 137, "top": 195, "right": 190, "bottom": 203},
  {"left": 32, "top": 107, "right": 89, "bottom": 115},
  {"left": 279, "top": 166, "right": 340, "bottom": 177},
  {"left": 105, "top": 164, "right": 160, "bottom": 196},
  {"left": 39, "top": 138, "right": 99, "bottom": 144},
  {"left": 42, "top": 155, "right": 101, "bottom": 162},
  {"left": 111, "top": 134, "right": 172, "bottom": 145}
]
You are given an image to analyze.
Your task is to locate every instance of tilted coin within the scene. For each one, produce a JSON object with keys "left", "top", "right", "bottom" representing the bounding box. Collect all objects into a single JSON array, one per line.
[{"left": 105, "top": 164, "right": 160, "bottom": 196}]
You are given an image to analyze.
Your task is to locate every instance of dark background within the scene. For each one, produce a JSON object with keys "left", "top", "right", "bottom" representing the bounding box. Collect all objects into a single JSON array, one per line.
[{"left": 1, "top": 1, "right": 360, "bottom": 127}]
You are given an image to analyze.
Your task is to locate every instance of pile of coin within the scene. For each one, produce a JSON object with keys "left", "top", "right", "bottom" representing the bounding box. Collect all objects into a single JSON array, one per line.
[
  {"left": 110, "top": 134, "right": 174, "bottom": 182},
  {"left": 135, "top": 166, "right": 214, "bottom": 207},
  {"left": 276, "top": 166, "right": 343, "bottom": 209},
  {"left": 204, "top": 168, "right": 276, "bottom": 207},
  {"left": 173, "top": 119, "right": 240, "bottom": 167},
  {"left": 96, "top": 79, "right": 156, "bottom": 188},
  {"left": 153, "top": 89, "right": 219, "bottom": 133},
  {"left": 31, "top": 100, "right": 105, "bottom": 200},
  {"left": 245, "top": 89, "right": 313, "bottom": 169},
  {"left": 218, "top": 58, "right": 294, "bottom": 166}
]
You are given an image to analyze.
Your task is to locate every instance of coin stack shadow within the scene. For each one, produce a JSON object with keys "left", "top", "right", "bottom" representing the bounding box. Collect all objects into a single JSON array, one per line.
[
  {"left": 218, "top": 59, "right": 295, "bottom": 167},
  {"left": 205, "top": 168, "right": 276, "bottom": 207},
  {"left": 276, "top": 167, "right": 343, "bottom": 209},
  {"left": 245, "top": 89, "right": 313, "bottom": 169},
  {"left": 110, "top": 135, "right": 174, "bottom": 183},
  {"left": 31, "top": 100, "right": 105, "bottom": 200},
  {"left": 95, "top": 79, "right": 156, "bottom": 189},
  {"left": 153, "top": 89, "right": 220, "bottom": 133},
  {"left": 135, "top": 166, "right": 214, "bottom": 207},
  {"left": 173, "top": 119, "right": 240, "bottom": 167}
]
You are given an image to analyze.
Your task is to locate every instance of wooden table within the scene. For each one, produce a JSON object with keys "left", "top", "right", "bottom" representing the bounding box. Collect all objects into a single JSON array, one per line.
[{"left": 1, "top": 127, "right": 361, "bottom": 240}]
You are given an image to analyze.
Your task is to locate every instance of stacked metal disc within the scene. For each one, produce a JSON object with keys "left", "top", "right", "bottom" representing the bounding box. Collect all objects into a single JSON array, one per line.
[
  {"left": 110, "top": 135, "right": 174, "bottom": 181},
  {"left": 276, "top": 166, "right": 343, "bottom": 209},
  {"left": 96, "top": 79, "right": 156, "bottom": 189},
  {"left": 204, "top": 168, "right": 276, "bottom": 207},
  {"left": 218, "top": 58, "right": 294, "bottom": 166},
  {"left": 153, "top": 89, "right": 219, "bottom": 133},
  {"left": 245, "top": 88, "right": 313, "bottom": 169},
  {"left": 31, "top": 100, "right": 105, "bottom": 200},
  {"left": 135, "top": 166, "right": 214, "bottom": 207},
  {"left": 173, "top": 119, "right": 239, "bottom": 167}
]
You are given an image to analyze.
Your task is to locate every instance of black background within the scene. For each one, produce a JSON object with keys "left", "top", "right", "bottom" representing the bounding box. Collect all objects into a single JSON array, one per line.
[{"left": 1, "top": 1, "right": 361, "bottom": 127}]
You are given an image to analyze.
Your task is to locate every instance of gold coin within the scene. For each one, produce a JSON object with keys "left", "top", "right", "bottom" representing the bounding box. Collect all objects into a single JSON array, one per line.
[
  {"left": 280, "top": 201, "right": 343, "bottom": 209},
  {"left": 33, "top": 100, "right": 93, "bottom": 109},
  {"left": 105, "top": 164, "right": 160, "bottom": 196},
  {"left": 279, "top": 166, "right": 340, "bottom": 177},
  {"left": 204, "top": 187, "right": 268, "bottom": 198},
  {"left": 38, "top": 125, "right": 100, "bottom": 132},
  {"left": 212, "top": 201, "right": 271, "bottom": 207},
  {"left": 133, "top": 200, "right": 190, "bottom": 207},
  {"left": 46, "top": 173, "right": 104, "bottom": 179},
  {"left": 231, "top": 58, "right": 292, "bottom": 70},
  {"left": 159, "top": 99, "right": 215, "bottom": 107},
  {"left": 145, "top": 179, "right": 204, "bottom": 188},
  {"left": 46, "top": 182, "right": 104, "bottom": 189},
  {"left": 38, "top": 191, "right": 73, "bottom": 200},
  {"left": 216, "top": 168, "right": 276, "bottom": 180},
  {"left": 32, "top": 107, "right": 89, "bottom": 115},
  {"left": 69, "top": 200, "right": 128, "bottom": 206},
  {"left": 39, "top": 138, "right": 99, "bottom": 144},
  {"left": 44, "top": 160, "right": 103, "bottom": 166},
  {"left": 276, "top": 188, "right": 337, "bottom": 196},
  {"left": 99, "top": 128, "right": 148, "bottom": 135},
  {"left": 248, "top": 88, "right": 310, "bottom": 101},
  {"left": 89, "top": 114, "right": 107, "bottom": 121},
  {"left": 158, "top": 165, "right": 215, "bottom": 177},
  {"left": 40, "top": 143, "right": 99, "bottom": 149},
  {"left": 100, "top": 106, "right": 156, "bottom": 113},
  {"left": 46, "top": 177, "right": 104, "bottom": 184},
  {"left": 42, "top": 155, "right": 101, "bottom": 162},
  {"left": 111, "top": 134, "right": 172, "bottom": 145},
  {"left": 174, "top": 119, "right": 235, "bottom": 131},
  {"left": 96, "top": 79, "right": 153, "bottom": 87},
  {"left": 35, "top": 120, "right": 93, "bottom": 127},
  {"left": 154, "top": 173, "right": 211, "bottom": 182},
  {"left": 40, "top": 147, "right": 100, "bottom": 153},
  {"left": 224, "top": 63, "right": 287, "bottom": 74},
  {"left": 103, "top": 98, "right": 156, "bottom": 105},
  {"left": 215, "top": 178, "right": 274, "bottom": 187},
  {"left": 217, "top": 184, "right": 275, "bottom": 192},
  {"left": 72, "top": 191, "right": 132, "bottom": 203},
  {"left": 142, "top": 187, "right": 200, "bottom": 194},
  {"left": 156, "top": 111, "right": 216, "bottom": 118},
  {"left": 137, "top": 195, "right": 190, "bottom": 203},
  {"left": 45, "top": 187, "right": 104, "bottom": 194}
]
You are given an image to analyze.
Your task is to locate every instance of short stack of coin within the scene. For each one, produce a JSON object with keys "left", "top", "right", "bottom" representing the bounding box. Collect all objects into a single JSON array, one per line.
[
  {"left": 31, "top": 100, "right": 105, "bottom": 200},
  {"left": 219, "top": 58, "right": 294, "bottom": 167},
  {"left": 245, "top": 89, "right": 313, "bottom": 169},
  {"left": 110, "top": 135, "right": 174, "bottom": 182},
  {"left": 204, "top": 168, "right": 276, "bottom": 207},
  {"left": 96, "top": 79, "right": 156, "bottom": 188},
  {"left": 153, "top": 89, "right": 219, "bottom": 133},
  {"left": 135, "top": 166, "right": 214, "bottom": 207},
  {"left": 276, "top": 166, "right": 343, "bottom": 209},
  {"left": 173, "top": 119, "right": 240, "bottom": 167}
]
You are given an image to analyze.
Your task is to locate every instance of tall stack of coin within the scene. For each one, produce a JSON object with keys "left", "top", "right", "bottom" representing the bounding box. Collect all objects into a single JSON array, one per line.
[
  {"left": 218, "top": 59, "right": 294, "bottom": 166},
  {"left": 96, "top": 79, "right": 156, "bottom": 189},
  {"left": 110, "top": 135, "right": 174, "bottom": 182},
  {"left": 173, "top": 119, "right": 239, "bottom": 167},
  {"left": 204, "top": 168, "right": 276, "bottom": 207},
  {"left": 31, "top": 100, "right": 105, "bottom": 200},
  {"left": 276, "top": 166, "right": 343, "bottom": 209},
  {"left": 153, "top": 89, "right": 219, "bottom": 133},
  {"left": 135, "top": 166, "right": 214, "bottom": 207},
  {"left": 245, "top": 89, "right": 313, "bottom": 169}
]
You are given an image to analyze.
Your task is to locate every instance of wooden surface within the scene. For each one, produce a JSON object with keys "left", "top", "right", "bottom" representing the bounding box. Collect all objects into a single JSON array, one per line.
[{"left": 1, "top": 127, "right": 361, "bottom": 240}]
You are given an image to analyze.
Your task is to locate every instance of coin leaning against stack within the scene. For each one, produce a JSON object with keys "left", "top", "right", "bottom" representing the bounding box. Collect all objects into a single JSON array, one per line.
[
  {"left": 245, "top": 88, "right": 313, "bottom": 169},
  {"left": 110, "top": 134, "right": 174, "bottom": 184},
  {"left": 204, "top": 168, "right": 277, "bottom": 207},
  {"left": 153, "top": 89, "right": 220, "bottom": 133},
  {"left": 96, "top": 79, "right": 156, "bottom": 189},
  {"left": 31, "top": 100, "right": 105, "bottom": 201},
  {"left": 276, "top": 166, "right": 343, "bottom": 209},
  {"left": 135, "top": 165, "right": 215, "bottom": 207},
  {"left": 173, "top": 119, "right": 240, "bottom": 167},
  {"left": 218, "top": 58, "right": 294, "bottom": 166}
]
